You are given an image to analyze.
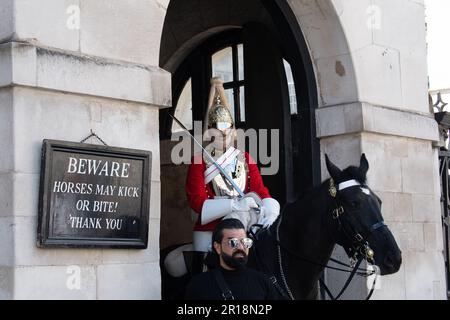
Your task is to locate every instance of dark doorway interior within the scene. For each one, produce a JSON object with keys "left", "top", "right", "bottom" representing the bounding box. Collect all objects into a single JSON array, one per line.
[{"left": 158, "top": 0, "right": 319, "bottom": 250}]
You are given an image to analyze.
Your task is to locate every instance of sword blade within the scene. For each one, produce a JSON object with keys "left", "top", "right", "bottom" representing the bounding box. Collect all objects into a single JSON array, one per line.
[{"left": 169, "top": 114, "right": 245, "bottom": 197}]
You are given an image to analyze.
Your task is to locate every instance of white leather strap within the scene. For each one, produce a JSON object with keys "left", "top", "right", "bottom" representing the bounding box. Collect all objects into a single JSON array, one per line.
[
  {"left": 204, "top": 147, "right": 240, "bottom": 184},
  {"left": 338, "top": 180, "right": 360, "bottom": 191}
]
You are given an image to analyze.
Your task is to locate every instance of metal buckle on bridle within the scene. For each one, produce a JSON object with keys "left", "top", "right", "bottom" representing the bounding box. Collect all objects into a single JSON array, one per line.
[
  {"left": 363, "top": 243, "right": 375, "bottom": 262},
  {"left": 329, "top": 178, "right": 337, "bottom": 198},
  {"left": 332, "top": 206, "right": 344, "bottom": 219},
  {"left": 355, "top": 233, "right": 363, "bottom": 242}
]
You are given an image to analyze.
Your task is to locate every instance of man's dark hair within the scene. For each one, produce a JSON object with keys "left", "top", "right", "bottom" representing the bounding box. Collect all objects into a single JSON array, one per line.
[{"left": 212, "top": 218, "right": 245, "bottom": 248}]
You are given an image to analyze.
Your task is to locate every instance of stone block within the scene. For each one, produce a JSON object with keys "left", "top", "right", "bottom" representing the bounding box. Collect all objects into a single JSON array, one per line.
[
  {"left": 97, "top": 262, "right": 161, "bottom": 299},
  {"left": 400, "top": 49, "right": 429, "bottom": 113},
  {"left": 392, "top": 193, "right": 413, "bottom": 223},
  {"left": 13, "top": 216, "right": 103, "bottom": 267},
  {"left": 332, "top": 0, "right": 372, "bottom": 52},
  {"left": 0, "top": 267, "right": 14, "bottom": 300},
  {"left": 361, "top": 134, "right": 403, "bottom": 192},
  {"left": 362, "top": 104, "right": 438, "bottom": 142},
  {"left": 100, "top": 218, "right": 160, "bottom": 264},
  {"left": 0, "top": 217, "right": 14, "bottom": 266},
  {"left": 377, "top": 192, "right": 412, "bottom": 223},
  {"left": 36, "top": 48, "right": 154, "bottom": 105},
  {"left": 404, "top": 251, "right": 447, "bottom": 299},
  {"left": 80, "top": 0, "right": 165, "bottom": 66},
  {"left": 320, "top": 134, "right": 362, "bottom": 181},
  {"left": 12, "top": 88, "right": 161, "bottom": 179},
  {"left": 389, "top": 222, "right": 424, "bottom": 252},
  {"left": 373, "top": 0, "right": 426, "bottom": 53},
  {"left": 15, "top": 0, "right": 80, "bottom": 51},
  {"left": 371, "top": 0, "right": 428, "bottom": 112},
  {"left": 149, "top": 180, "right": 161, "bottom": 220},
  {"left": 14, "top": 265, "right": 97, "bottom": 299},
  {"left": 402, "top": 140, "right": 435, "bottom": 194},
  {"left": 2, "top": 43, "right": 171, "bottom": 107},
  {"left": 316, "top": 103, "right": 439, "bottom": 142},
  {"left": 12, "top": 173, "right": 40, "bottom": 217},
  {"left": 314, "top": 54, "right": 358, "bottom": 107},
  {"left": 290, "top": 1, "right": 351, "bottom": 59},
  {"left": 12, "top": 87, "right": 92, "bottom": 174},
  {"left": 0, "top": 0, "right": 14, "bottom": 42},
  {"left": 353, "top": 45, "right": 402, "bottom": 109},
  {"left": 316, "top": 102, "right": 363, "bottom": 138},
  {"left": 423, "top": 222, "right": 444, "bottom": 252},
  {"left": 412, "top": 194, "right": 439, "bottom": 223},
  {"left": 0, "top": 44, "right": 13, "bottom": 87},
  {"left": 0, "top": 174, "right": 13, "bottom": 217},
  {"left": 0, "top": 88, "right": 13, "bottom": 172},
  {"left": 11, "top": 42, "right": 37, "bottom": 87},
  {"left": 376, "top": 191, "right": 395, "bottom": 222}
]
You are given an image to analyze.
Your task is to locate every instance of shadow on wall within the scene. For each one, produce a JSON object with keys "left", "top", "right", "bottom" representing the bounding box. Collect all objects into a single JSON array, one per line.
[{"left": 160, "top": 139, "right": 195, "bottom": 250}]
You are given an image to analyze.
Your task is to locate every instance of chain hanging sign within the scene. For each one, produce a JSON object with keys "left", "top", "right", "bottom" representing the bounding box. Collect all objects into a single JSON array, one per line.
[{"left": 37, "top": 140, "right": 151, "bottom": 248}]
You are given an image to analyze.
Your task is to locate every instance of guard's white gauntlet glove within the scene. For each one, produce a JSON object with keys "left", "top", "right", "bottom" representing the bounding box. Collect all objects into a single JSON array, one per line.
[
  {"left": 258, "top": 198, "right": 280, "bottom": 228},
  {"left": 231, "top": 197, "right": 259, "bottom": 212},
  {"left": 201, "top": 197, "right": 259, "bottom": 225}
]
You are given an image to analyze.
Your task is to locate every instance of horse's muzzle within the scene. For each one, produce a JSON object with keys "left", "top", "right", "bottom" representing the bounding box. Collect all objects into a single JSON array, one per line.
[{"left": 380, "top": 250, "right": 402, "bottom": 275}]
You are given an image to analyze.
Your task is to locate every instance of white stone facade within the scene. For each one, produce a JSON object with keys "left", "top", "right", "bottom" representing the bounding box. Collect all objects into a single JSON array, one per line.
[{"left": 0, "top": 0, "right": 446, "bottom": 299}]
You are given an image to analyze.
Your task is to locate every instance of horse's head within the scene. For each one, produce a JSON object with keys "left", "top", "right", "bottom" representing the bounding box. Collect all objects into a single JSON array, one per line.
[{"left": 325, "top": 154, "right": 402, "bottom": 275}]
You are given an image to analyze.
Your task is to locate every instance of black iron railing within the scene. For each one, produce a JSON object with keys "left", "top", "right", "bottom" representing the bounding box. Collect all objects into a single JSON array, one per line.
[
  {"left": 438, "top": 149, "right": 450, "bottom": 298},
  {"left": 432, "top": 90, "right": 450, "bottom": 298}
]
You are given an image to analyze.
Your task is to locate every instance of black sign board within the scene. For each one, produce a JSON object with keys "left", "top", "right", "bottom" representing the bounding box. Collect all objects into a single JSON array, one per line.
[{"left": 37, "top": 140, "right": 151, "bottom": 248}]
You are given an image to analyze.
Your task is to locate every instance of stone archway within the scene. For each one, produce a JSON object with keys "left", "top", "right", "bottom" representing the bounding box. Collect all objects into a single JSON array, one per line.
[
  {"left": 159, "top": 0, "right": 359, "bottom": 108},
  {"left": 157, "top": 0, "right": 358, "bottom": 250}
]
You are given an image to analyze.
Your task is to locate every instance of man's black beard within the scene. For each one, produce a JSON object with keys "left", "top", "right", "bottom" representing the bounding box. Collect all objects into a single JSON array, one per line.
[{"left": 221, "top": 250, "right": 248, "bottom": 270}]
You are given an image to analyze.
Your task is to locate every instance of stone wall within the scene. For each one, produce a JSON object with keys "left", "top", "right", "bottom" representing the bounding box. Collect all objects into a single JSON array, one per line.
[
  {"left": 0, "top": 0, "right": 446, "bottom": 300},
  {"left": 288, "top": 0, "right": 446, "bottom": 299},
  {"left": 0, "top": 0, "right": 171, "bottom": 299}
]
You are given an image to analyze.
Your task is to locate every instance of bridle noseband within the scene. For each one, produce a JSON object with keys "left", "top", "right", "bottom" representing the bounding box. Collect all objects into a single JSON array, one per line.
[{"left": 329, "top": 178, "right": 386, "bottom": 266}]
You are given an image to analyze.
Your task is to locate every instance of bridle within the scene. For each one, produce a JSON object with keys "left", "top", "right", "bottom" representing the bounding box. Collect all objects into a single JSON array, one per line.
[{"left": 328, "top": 178, "right": 387, "bottom": 267}]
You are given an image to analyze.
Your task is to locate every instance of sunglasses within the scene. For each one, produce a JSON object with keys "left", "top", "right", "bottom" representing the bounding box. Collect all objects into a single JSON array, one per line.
[{"left": 225, "top": 237, "right": 253, "bottom": 250}]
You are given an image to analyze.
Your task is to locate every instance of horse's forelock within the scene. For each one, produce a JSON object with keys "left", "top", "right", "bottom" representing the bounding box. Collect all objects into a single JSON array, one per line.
[{"left": 341, "top": 166, "right": 367, "bottom": 185}]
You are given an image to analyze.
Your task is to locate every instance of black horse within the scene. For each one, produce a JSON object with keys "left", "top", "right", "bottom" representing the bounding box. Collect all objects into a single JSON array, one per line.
[
  {"left": 161, "top": 154, "right": 402, "bottom": 300},
  {"left": 247, "top": 153, "right": 402, "bottom": 299}
]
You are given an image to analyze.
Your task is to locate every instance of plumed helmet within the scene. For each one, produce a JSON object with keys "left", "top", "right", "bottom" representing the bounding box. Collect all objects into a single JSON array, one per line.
[{"left": 204, "top": 77, "right": 235, "bottom": 133}]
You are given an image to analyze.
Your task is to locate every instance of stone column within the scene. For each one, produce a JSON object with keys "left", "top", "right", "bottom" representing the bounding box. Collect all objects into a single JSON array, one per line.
[
  {"left": 289, "top": 0, "right": 447, "bottom": 299},
  {"left": 0, "top": 0, "right": 170, "bottom": 299}
]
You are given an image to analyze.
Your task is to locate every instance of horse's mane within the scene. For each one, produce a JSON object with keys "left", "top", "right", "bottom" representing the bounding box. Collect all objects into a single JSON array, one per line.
[
  {"left": 341, "top": 166, "right": 367, "bottom": 185},
  {"left": 288, "top": 165, "right": 367, "bottom": 206}
]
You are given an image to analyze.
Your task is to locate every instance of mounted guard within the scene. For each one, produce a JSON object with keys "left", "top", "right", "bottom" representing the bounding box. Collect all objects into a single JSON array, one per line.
[{"left": 164, "top": 77, "right": 280, "bottom": 277}]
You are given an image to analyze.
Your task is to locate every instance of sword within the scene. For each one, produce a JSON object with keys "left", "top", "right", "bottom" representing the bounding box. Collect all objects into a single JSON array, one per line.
[{"left": 169, "top": 114, "right": 245, "bottom": 198}]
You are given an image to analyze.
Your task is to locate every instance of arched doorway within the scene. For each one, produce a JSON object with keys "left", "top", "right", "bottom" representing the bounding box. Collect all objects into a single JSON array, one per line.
[{"left": 158, "top": 0, "right": 319, "bottom": 251}]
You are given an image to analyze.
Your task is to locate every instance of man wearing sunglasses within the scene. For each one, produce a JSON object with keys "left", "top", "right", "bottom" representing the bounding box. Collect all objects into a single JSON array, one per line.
[{"left": 184, "top": 218, "right": 282, "bottom": 300}]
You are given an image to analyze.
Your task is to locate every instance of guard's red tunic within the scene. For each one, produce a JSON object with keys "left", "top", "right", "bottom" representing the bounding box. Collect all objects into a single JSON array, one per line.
[{"left": 186, "top": 152, "right": 271, "bottom": 232}]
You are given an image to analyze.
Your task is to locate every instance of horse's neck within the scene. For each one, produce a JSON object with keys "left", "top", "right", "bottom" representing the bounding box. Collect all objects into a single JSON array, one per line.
[
  {"left": 281, "top": 182, "right": 335, "bottom": 255},
  {"left": 279, "top": 182, "right": 337, "bottom": 298}
]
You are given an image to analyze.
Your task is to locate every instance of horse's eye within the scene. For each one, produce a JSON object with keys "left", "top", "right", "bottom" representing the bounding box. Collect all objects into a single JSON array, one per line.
[{"left": 350, "top": 201, "right": 359, "bottom": 208}]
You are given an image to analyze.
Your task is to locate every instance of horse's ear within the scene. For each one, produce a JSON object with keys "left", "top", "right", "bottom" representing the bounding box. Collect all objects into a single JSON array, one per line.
[
  {"left": 325, "top": 154, "right": 342, "bottom": 180},
  {"left": 359, "top": 153, "right": 369, "bottom": 178}
]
